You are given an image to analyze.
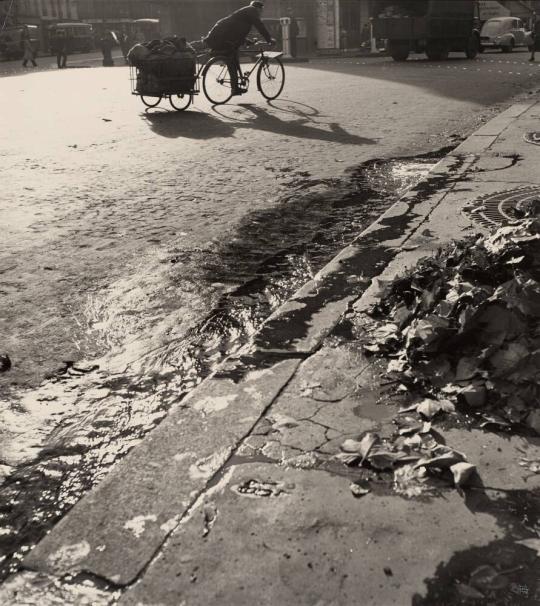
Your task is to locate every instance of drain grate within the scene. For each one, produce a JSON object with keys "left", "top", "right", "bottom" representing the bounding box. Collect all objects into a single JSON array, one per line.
[
  {"left": 463, "top": 186, "right": 540, "bottom": 230},
  {"left": 524, "top": 132, "right": 540, "bottom": 146}
]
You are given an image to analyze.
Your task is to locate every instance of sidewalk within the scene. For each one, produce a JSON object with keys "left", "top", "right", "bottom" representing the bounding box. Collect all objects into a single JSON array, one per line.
[{"left": 4, "top": 101, "right": 540, "bottom": 605}]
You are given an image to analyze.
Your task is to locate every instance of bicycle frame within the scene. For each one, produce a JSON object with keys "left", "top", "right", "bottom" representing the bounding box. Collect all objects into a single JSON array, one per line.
[{"left": 198, "top": 48, "right": 283, "bottom": 89}]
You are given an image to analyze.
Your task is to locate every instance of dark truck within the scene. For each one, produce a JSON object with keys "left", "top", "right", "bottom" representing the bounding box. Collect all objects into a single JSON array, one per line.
[{"left": 373, "top": 0, "right": 480, "bottom": 61}]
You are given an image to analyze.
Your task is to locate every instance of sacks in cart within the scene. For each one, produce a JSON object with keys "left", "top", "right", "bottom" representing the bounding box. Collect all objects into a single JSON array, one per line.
[{"left": 128, "top": 36, "right": 197, "bottom": 95}]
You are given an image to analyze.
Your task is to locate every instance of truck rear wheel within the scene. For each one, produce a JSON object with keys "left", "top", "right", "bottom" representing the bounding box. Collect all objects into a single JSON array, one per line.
[
  {"left": 389, "top": 40, "right": 409, "bottom": 62},
  {"left": 426, "top": 40, "right": 449, "bottom": 61}
]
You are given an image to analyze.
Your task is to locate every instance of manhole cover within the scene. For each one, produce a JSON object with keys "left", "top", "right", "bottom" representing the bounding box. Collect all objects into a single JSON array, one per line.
[
  {"left": 464, "top": 186, "right": 540, "bottom": 230},
  {"left": 524, "top": 132, "right": 540, "bottom": 146}
]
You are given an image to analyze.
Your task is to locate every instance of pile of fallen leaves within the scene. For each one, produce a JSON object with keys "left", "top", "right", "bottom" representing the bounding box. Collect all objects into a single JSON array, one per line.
[
  {"left": 367, "top": 217, "right": 540, "bottom": 432},
  {"left": 338, "top": 216, "right": 540, "bottom": 496},
  {"left": 338, "top": 429, "right": 475, "bottom": 498}
]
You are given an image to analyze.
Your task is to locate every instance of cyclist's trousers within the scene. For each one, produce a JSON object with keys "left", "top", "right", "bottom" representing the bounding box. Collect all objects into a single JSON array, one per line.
[{"left": 211, "top": 44, "right": 241, "bottom": 92}]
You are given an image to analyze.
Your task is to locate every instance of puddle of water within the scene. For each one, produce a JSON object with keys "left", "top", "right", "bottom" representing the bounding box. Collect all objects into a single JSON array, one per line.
[
  {"left": 352, "top": 400, "right": 396, "bottom": 423},
  {"left": 0, "top": 149, "right": 446, "bottom": 581}
]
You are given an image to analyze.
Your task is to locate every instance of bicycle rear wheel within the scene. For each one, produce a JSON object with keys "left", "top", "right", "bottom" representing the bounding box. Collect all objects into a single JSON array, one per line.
[
  {"left": 257, "top": 56, "right": 285, "bottom": 101},
  {"left": 203, "top": 56, "right": 233, "bottom": 105}
]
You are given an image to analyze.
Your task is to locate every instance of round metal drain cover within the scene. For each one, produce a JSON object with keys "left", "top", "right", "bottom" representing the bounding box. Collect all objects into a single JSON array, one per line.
[
  {"left": 524, "top": 132, "right": 540, "bottom": 146},
  {"left": 464, "top": 186, "right": 540, "bottom": 230}
]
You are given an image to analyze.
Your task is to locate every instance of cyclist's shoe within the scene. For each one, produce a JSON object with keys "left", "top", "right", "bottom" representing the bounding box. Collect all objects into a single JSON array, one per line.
[{"left": 231, "top": 87, "right": 247, "bottom": 96}]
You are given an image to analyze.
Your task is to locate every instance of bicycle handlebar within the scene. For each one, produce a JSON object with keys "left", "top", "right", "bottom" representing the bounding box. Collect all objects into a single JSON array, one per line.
[{"left": 245, "top": 38, "right": 276, "bottom": 48}]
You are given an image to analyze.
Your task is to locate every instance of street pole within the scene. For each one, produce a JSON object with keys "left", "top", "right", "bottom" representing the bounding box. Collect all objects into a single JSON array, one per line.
[
  {"left": 370, "top": 18, "right": 378, "bottom": 54},
  {"left": 280, "top": 16, "right": 292, "bottom": 59},
  {"left": 334, "top": 0, "right": 340, "bottom": 50}
]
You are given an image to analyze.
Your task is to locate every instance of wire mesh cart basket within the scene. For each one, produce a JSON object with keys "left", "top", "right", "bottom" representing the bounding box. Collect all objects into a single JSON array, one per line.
[{"left": 130, "top": 55, "right": 199, "bottom": 111}]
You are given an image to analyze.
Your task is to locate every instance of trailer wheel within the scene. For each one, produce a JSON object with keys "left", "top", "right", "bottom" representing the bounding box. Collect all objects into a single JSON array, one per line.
[{"left": 389, "top": 40, "right": 409, "bottom": 62}]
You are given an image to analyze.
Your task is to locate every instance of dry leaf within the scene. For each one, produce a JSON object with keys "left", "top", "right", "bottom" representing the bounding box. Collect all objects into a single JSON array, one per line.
[
  {"left": 469, "top": 564, "right": 509, "bottom": 591},
  {"left": 516, "top": 538, "right": 540, "bottom": 556},
  {"left": 350, "top": 482, "right": 370, "bottom": 498},
  {"left": 416, "top": 398, "right": 455, "bottom": 419},
  {"left": 450, "top": 462, "right": 476, "bottom": 487},
  {"left": 341, "top": 433, "right": 379, "bottom": 462}
]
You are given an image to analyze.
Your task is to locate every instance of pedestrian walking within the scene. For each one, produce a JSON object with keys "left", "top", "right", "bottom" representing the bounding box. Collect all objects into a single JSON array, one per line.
[
  {"left": 21, "top": 34, "right": 37, "bottom": 68},
  {"left": 204, "top": 0, "right": 275, "bottom": 95},
  {"left": 530, "top": 20, "right": 540, "bottom": 61},
  {"left": 52, "top": 29, "right": 68, "bottom": 68},
  {"left": 360, "top": 23, "right": 371, "bottom": 49}
]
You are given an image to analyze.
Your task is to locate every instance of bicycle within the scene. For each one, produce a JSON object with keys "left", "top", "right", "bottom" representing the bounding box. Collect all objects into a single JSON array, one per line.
[
  {"left": 202, "top": 42, "right": 285, "bottom": 105},
  {"left": 130, "top": 41, "right": 285, "bottom": 110}
]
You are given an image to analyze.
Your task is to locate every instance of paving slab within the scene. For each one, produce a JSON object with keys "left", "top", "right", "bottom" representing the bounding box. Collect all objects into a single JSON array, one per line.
[
  {"left": 24, "top": 356, "right": 301, "bottom": 585},
  {"left": 472, "top": 102, "right": 535, "bottom": 137},
  {"left": 120, "top": 462, "right": 503, "bottom": 606},
  {"left": 440, "top": 429, "right": 540, "bottom": 492}
]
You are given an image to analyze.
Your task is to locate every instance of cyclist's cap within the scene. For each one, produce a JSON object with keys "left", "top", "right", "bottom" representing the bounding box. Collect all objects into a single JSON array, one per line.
[{"left": 250, "top": 1, "right": 264, "bottom": 7}]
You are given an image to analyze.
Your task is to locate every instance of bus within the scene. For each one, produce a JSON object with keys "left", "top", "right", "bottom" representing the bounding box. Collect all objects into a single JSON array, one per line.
[
  {"left": 131, "top": 19, "right": 160, "bottom": 43},
  {"left": 48, "top": 22, "right": 94, "bottom": 53}
]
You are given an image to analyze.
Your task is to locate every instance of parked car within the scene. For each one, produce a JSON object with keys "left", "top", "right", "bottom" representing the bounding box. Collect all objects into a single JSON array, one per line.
[
  {"left": 0, "top": 25, "right": 39, "bottom": 60},
  {"left": 48, "top": 23, "right": 94, "bottom": 53},
  {"left": 479, "top": 17, "right": 532, "bottom": 53}
]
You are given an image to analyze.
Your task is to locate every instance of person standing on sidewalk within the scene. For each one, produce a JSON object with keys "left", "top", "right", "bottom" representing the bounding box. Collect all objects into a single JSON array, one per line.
[
  {"left": 530, "top": 20, "right": 540, "bottom": 61},
  {"left": 100, "top": 31, "right": 116, "bottom": 67},
  {"left": 21, "top": 31, "right": 37, "bottom": 68},
  {"left": 119, "top": 30, "right": 132, "bottom": 64},
  {"left": 204, "top": 0, "right": 275, "bottom": 95},
  {"left": 52, "top": 30, "right": 68, "bottom": 69}
]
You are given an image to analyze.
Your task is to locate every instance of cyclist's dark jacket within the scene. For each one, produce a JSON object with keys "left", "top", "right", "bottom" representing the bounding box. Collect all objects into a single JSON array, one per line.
[{"left": 204, "top": 5, "right": 272, "bottom": 50}]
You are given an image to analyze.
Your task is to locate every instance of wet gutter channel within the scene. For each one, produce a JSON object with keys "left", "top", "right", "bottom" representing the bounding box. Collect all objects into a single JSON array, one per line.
[{"left": 0, "top": 146, "right": 453, "bottom": 582}]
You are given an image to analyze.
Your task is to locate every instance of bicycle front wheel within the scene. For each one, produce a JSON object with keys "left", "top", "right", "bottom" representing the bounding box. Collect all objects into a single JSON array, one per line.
[
  {"left": 203, "top": 56, "right": 233, "bottom": 105},
  {"left": 257, "top": 57, "right": 285, "bottom": 101}
]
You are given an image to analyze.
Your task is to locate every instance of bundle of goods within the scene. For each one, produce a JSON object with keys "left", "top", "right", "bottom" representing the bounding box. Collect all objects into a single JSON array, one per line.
[{"left": 128, "top": 36, "right": 197, "bottom": 95}]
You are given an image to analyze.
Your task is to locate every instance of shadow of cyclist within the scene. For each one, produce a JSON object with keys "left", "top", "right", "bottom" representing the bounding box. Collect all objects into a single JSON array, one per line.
[
  {"left": 142, "top": 102, "right": 376, "bottom": 146},
  {"left": 226, "top": 102, "right": 376, "bottom": 145},
  {"left": 142, "top": 109, "right": 235, "bottom": 139}
]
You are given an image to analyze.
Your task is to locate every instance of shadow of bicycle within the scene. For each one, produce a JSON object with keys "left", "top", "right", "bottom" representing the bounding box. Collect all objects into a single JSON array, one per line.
[{"left": 143, "top": 99, "right": 376, "bottom": 146}]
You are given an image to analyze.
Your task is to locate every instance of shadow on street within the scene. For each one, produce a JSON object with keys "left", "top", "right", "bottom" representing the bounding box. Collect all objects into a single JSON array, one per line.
[
  {"left": 294, "top": 51, "right": 539, "bottom": 106},
  {"left": 143, "top": 100, "right": 376, "bottom": 146}
]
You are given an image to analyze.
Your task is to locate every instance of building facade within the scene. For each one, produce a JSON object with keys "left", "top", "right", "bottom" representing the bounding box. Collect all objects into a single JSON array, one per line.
[
  {"left": 157, "top": 0, "right": 375, "bottom": 54},
  {"left": 2, "top": 0, "right": 79, "bottom": 26},
  {"left": 1, "top": 0, "right": 80, "bottom": 50}
]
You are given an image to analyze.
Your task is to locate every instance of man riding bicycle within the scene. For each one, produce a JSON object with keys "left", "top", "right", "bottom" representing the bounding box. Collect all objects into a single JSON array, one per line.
[{"left": 204, "top": 1, "right": 276, "bottom": 95}]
